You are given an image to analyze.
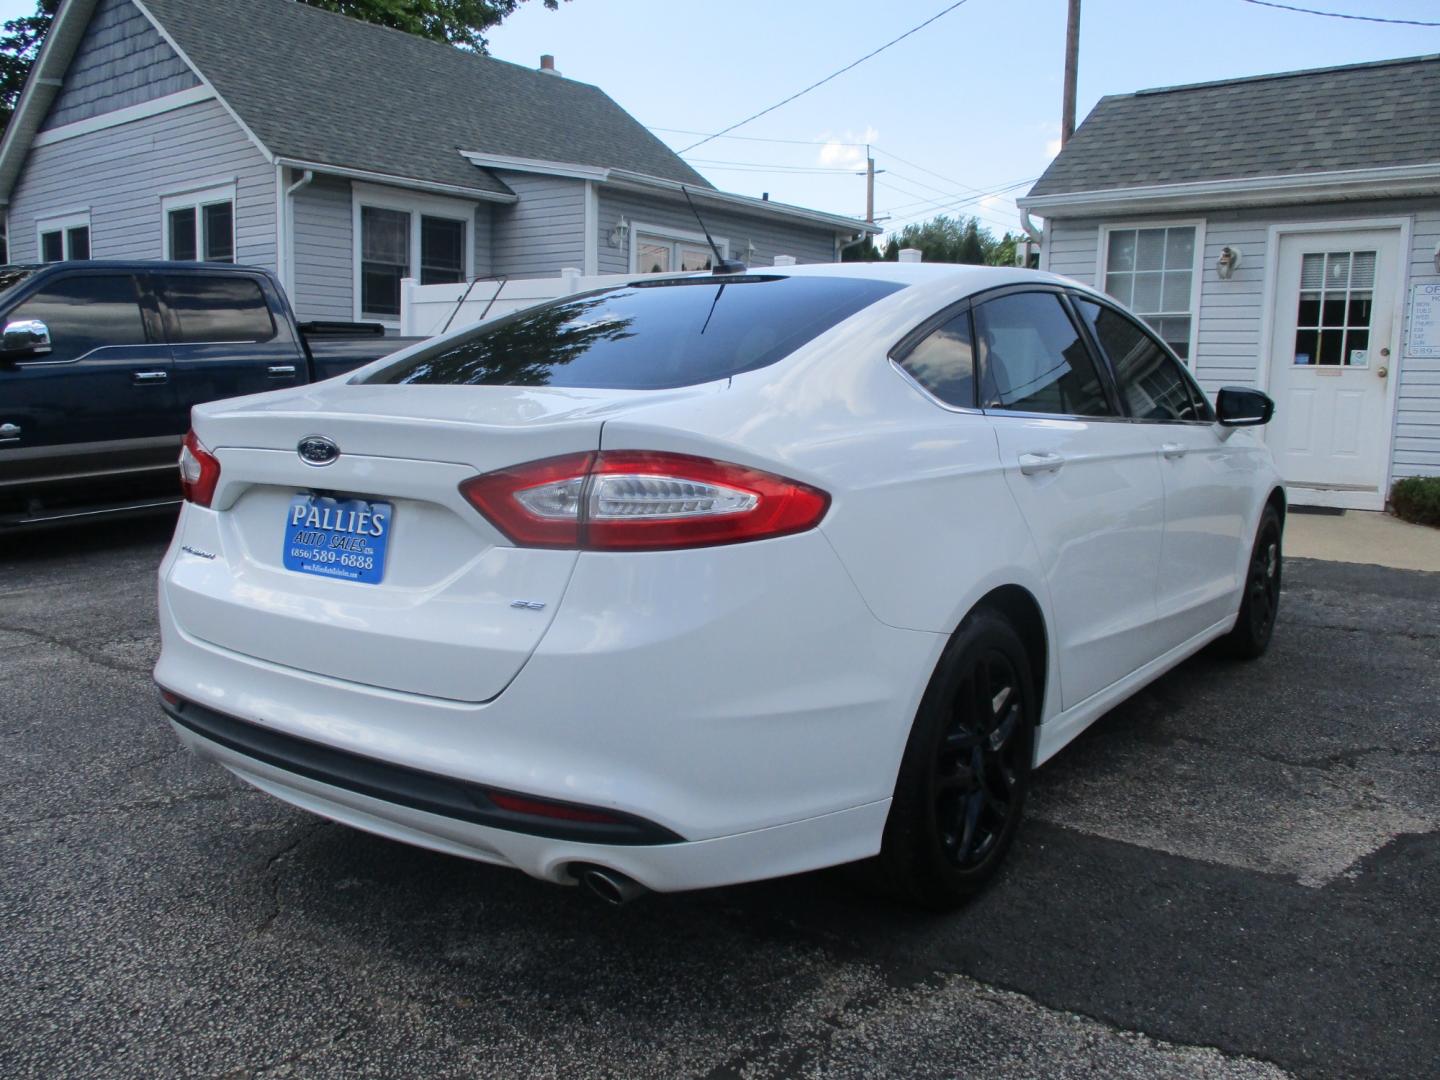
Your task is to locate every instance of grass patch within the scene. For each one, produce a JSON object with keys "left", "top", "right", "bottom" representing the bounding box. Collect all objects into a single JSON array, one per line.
[{"left": 1390, "top": 476, "right": 1440, "bottom": 528}]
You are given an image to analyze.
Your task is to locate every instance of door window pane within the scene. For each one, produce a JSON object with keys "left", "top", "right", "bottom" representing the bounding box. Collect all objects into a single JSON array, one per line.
[
  {"left": 419, "top": 215, "right": 465, "bottom": 285},
  {"left": 41, "top": 231, "right": 63, "bottom": 263},
  {"left": 1077, "top": 299, "right": 1210, "bottom": 422},
  {"left": 202, "top": 202, "right": 234, "bottom": 263},
  {"left": 66, "top": 227, "right": 90, "bottom": 261},
  {"left": 678, "top": 244, "right": 713, "bottom": 271},
  {"left": 896, "top": 312, "right": 975, "bottom": 408},
  {"left": 169, "top": 209, "right": 197, "bottom": 261},
  {"left": 974, "top": 292, "right": 1113, "bottom": 417},
  {"left": 8, "top": 274, "right": 147, "bottom": 362},
  {"left": 361, "top": 206, "right": 410, "bottom": 318},
  {"left": 163, "top": 275, "right": 276, "bottom": 343},
  {"left": 1292, "top": 248, "right": 1375, "bottom": 366}
]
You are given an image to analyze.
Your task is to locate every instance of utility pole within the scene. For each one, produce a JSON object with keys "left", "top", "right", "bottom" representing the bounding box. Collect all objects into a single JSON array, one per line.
[
  {"left": 858, "top": 144, "right": 885, "bottom": 225},
  {"left": 1061, "top": 0, "right": 1080, "bottom": 146}
]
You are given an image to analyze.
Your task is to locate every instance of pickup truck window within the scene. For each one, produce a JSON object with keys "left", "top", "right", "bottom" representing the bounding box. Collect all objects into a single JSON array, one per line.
[
  {"left": 163, "top": 276, "right": 277, "bottom": 344},
  {"left": 8, "top": 274, "right": 148, "bottom": 362}
]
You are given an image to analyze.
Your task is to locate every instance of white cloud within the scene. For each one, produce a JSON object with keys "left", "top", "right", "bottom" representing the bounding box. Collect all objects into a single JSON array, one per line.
[
  {"left": 1045, "top": 137, "right": 1063, "bottom": 159},
  {"left": 817, "top": 126, "right": 878, "bottom": 170}
]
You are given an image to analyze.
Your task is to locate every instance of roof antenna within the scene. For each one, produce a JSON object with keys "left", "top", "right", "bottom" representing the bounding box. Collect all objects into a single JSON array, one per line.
[{"left": 681, "top": 185, "right": 746, "bottom": 274}]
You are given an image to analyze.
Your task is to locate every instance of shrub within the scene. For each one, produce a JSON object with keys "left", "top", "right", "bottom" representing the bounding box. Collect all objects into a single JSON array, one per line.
[{"left": 1390, "top": 476, "right": 1440, "bottom": 528}]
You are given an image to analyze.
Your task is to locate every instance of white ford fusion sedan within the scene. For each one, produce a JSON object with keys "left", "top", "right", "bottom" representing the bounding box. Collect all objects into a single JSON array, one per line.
[{"left": 155, "top": 263, "right": 1284, "bottom": 908}]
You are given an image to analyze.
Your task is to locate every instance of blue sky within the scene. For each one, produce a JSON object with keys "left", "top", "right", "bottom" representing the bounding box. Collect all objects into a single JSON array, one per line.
[
  {"left": 8, "top": 0, "right": 1439, "bottom": 240},
  {"left": 484, "top": 0, "right": 1440, "bottom": 238}
]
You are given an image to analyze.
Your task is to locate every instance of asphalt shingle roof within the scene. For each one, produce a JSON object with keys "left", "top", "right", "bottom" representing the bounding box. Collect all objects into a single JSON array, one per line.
[
  {"left": 1027, "top": 54, "right": 1440, "bottom": 199},
  {"left": 142, "top": 0, "right": 711, "bottom": 195}
]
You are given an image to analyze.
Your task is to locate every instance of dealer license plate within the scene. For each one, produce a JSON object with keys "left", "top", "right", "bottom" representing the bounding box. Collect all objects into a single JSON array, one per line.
[{"left": 282, "top": 494, "right": 392, "bottom": 585}]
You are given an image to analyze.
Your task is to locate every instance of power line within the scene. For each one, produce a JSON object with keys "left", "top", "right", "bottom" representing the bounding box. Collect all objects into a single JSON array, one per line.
[
  {"left": 872, "top": 147, "right": 992, "bottom": 194},
  {"left": 875, "top": 175, "right": 1038, "bottom": 218},
  {"left": 686, "top": 156, "right": 860, "bottom": 173},
  {"left": 678, "top": 0, "right": 974, "bottom": 153},
  {"left": 1238, "top": 0, "right": 1440, "bottom": 25},
  {"left": 651, "top": 127, "right": 869, "bottom": 148}
]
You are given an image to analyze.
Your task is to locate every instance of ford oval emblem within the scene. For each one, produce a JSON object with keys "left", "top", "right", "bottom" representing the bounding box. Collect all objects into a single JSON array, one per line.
[{"left": 297, "top": 435, "right": 339, "bottom": 467}]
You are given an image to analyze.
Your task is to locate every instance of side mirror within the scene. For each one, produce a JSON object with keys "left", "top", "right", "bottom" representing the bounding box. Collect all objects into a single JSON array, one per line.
[
  {"left": 1, "top": 319, "right": 51, "bottom": 359},
  {"left": 1216, "top": 385, "right": 1274, "bottom": 427}
]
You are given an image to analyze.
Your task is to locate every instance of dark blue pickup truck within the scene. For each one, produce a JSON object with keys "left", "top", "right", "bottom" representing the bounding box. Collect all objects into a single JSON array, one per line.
[{"left": 0, "top": 261, "right": 421, "bottom": 529}]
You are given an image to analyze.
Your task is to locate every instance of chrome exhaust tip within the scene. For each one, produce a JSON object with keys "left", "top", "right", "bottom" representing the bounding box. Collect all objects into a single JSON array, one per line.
[{"left": 572, "top": 864, "right": 648, "bottom": 906}]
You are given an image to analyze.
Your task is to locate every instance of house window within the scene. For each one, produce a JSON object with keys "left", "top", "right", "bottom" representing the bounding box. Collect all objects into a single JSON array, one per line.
[
  {"left": 1102, "top": 225, "right": 1198, "bottom": 360},
  {"left": 354, "top": 184, "right": 474, "bottom": 322},
  {"left": 163, "top": 185, "right": 235, "bottom": 263},
  {"left": 632, "top": 228, "right": 725, "bottom": 274},
  {"left": 36, "top": 212, "right": 91, "bottom": 262}
]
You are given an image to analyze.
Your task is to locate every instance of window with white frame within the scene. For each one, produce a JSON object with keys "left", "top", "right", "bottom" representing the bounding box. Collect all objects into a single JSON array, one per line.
[
  {"left": 632, "top": 227, "right": 726, "bottom": 274},
  {"left": 163, "top": 185, "right": 235, "bottom": 263},
  {"left": 354, "top": 185, "right": 472, "bottom": 322},
  {"left": 37, "top": 211, "right": 91, "bottom": 262},
  {"left": 1101, "top": 225, "right": 1198, "bottom": 360}
]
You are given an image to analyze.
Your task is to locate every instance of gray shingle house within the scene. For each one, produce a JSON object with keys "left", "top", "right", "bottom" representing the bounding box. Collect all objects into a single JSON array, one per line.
[
  {"left": 0, "top": 0, "right": 876, "bottom": 327},
  {"left": 1019, "top": 55, "right": 1440, "bottom": 510}
]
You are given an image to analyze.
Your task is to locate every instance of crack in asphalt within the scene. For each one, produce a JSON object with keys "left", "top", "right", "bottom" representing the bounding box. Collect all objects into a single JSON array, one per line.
[
  {"left": 1132, "top": 730, "right": 1440, "bottom": 772},
  {"left": 253, "top": 822, "right": 329, "bottom": 936},
  {"left": 0, "top": 620, "right": 155, "bottom": 676}
]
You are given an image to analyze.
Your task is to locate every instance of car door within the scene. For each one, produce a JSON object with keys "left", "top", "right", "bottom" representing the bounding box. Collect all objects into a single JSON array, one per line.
[
  {"left": 160, "top": 271, "right": 304, "bottom": 407},
  {"left": 0, "top": 270, "right": 177, "bottom": 495},
  {"left": 1073, "top": 296, "right": 1255, "bottom": 647},
  {"left": 973, "top": 287, "right": 1167, "bottom": 711}
]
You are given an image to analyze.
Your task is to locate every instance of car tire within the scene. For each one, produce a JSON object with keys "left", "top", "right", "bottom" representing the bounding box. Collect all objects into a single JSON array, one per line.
[
  {"left": 1221, "top": 505, "right": 1283, "bottom": 661},
  {"left": 874, "top": 608, "right": 1037, "bottom": 909}
]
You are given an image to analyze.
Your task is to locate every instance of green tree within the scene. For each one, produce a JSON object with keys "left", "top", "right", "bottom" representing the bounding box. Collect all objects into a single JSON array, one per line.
[
  {"left": 0, "top": 0, "right": 565, "bottom": 134},
  {"left": 882, "top": 214, "right": 1023, "bottom": 267}
]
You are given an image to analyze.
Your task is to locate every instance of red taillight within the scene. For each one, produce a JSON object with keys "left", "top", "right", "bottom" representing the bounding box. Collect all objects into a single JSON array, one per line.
[
  {"left": 459, "top": 450, "right": 829, "bottom": 551},
  {"left": 178, "top": 429, "right": 221, "bottom": 507},
  {"left": 487, "top": 790, "right": 625, "bottom": 824}
]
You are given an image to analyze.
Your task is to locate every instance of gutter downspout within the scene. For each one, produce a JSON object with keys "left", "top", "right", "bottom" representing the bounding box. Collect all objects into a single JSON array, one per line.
[
  {"left": 280, "top": 168, "right": 315, "bottom": 300},
  {"left": 1020, "top": 208, "right": 1043, "bottom": 244}
]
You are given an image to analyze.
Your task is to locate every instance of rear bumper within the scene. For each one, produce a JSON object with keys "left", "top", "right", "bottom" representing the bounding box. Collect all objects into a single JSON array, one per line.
[
  {"left": 168, "top": 708, "right": 892, "bottom": 892},
  {"left": 155, "top": 517, "right": 944, "bottom": 890}
]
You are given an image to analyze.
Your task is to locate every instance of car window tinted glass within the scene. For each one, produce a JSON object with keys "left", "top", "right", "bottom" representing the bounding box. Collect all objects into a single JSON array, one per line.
[
  {"left": 974, "top": 292, "right": 1113, "bottom": 416},
  {"left": 1076, "top": 299, "right": 1212, "bottom": 422},
  {"left": 897, "top": 311, "right": 974, "bottom": 408},
  {"left": 9, "top": 274, "right": 147, "bottom": 361},
  {"left": 164, "top": 276, "right": 276, "bottom": 344},
  {"left": 364, "top": 275, "right": 905, "bottom": 389}
]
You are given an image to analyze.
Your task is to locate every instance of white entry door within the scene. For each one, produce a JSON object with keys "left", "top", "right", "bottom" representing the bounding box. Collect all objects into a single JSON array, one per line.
[{"left": 1266, "top": 227, "right": 1402, "bottom": 509}]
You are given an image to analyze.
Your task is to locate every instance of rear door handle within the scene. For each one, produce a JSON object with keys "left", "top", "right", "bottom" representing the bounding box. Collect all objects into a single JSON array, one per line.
[
  {"left": 0, "top": 422, "right": 20, "bottom": 443},
  {"left": 1018, "top": 451, "right": 1065, "bottom": 475},
  {"left": 1160, "top": 442, "right": 1187, "bottom": 459},
  {"left": 132, "top": 370, "right": 168, "bottom": 385},
  {"left": 267, "top": 364, "right": 297, "bottom": 377}
]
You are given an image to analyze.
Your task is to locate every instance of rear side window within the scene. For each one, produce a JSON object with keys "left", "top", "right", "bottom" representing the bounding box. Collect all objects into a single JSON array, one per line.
[
  {"left": 895, "top": 312, "right": 975, "bottom": 408},
  {"left": 1075, "top": 299, "right": 1213, "bottom": 422},
  {"left": 974, "top": 292, "right": 1114, "bottom": 417},
  {"left": 363, "top": 275, "right": 904, "bottom": 389},
  {"left": 163, "top": 275, "right": 276, "bottom": 344},
  {"left": 8, "top": 274, "right": 148, "bottom": 362}
]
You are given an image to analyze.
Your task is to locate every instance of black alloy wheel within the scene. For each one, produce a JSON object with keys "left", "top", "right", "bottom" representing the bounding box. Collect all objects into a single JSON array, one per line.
[
  {"left": 877, "top": 609, "right": 1037, "bottom": 908},
  {"left": 1222, "top": 505, "right": 1283, "bottom": 659},
  {"left": 933, "top": 649, "right": 1028, "bottom": 870}
]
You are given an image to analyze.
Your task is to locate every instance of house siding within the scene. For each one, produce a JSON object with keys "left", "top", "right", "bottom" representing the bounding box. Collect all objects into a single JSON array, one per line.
[
  {"left": 290, "top": 174, "right": 352, "bottom": 321},
  {"left": 291, "top": 175, "right": 494, "bottom": 321},
  {"left": 595, "top": 189, "right": 838, "bottom": 274},
  {"left": 40, "top": 0, "right": 199, "bottom": 131},
  {"left": 8, "top": 98, "right": 275, "bottom": 268},
  {"left": 489, "top": 172, "right": 587, "bottom": 279},
  {"left": 1040, "top": 197, "right": 1440, "bottom": 486}
]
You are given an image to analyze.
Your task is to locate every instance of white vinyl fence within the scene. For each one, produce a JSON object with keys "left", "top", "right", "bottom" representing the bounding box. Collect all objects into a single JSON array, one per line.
[{"left": 399, "top": 269, "right": 639, "bottom": 338}]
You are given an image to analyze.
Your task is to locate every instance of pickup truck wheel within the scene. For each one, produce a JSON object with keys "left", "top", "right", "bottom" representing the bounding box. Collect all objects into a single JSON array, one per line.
[
  {"left": 1221, "top": 506, "right": 1283, "bottom": 660},
  {"left": 876, "top": 609, "right": 1036, "bottom": 909}
]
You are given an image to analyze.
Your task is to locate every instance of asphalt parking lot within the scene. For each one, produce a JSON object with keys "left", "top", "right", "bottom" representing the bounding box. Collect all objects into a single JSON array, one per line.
[{"left": 2, "top": 516, "right": 1436, "bottom": 1079}]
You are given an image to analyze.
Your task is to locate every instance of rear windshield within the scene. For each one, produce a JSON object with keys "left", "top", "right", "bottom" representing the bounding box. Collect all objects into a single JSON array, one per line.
[{"left": 361, "top": 274, "right": 904, "bottom": 390}]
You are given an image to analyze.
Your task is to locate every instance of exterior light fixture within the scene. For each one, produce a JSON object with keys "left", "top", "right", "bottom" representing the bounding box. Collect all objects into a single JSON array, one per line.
[
  {"left": 1216, "top": 246, "right": 1242, "bottom": 279},
  {"left": 609, "top": 216, "right": 630, "bottom": 248}
]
